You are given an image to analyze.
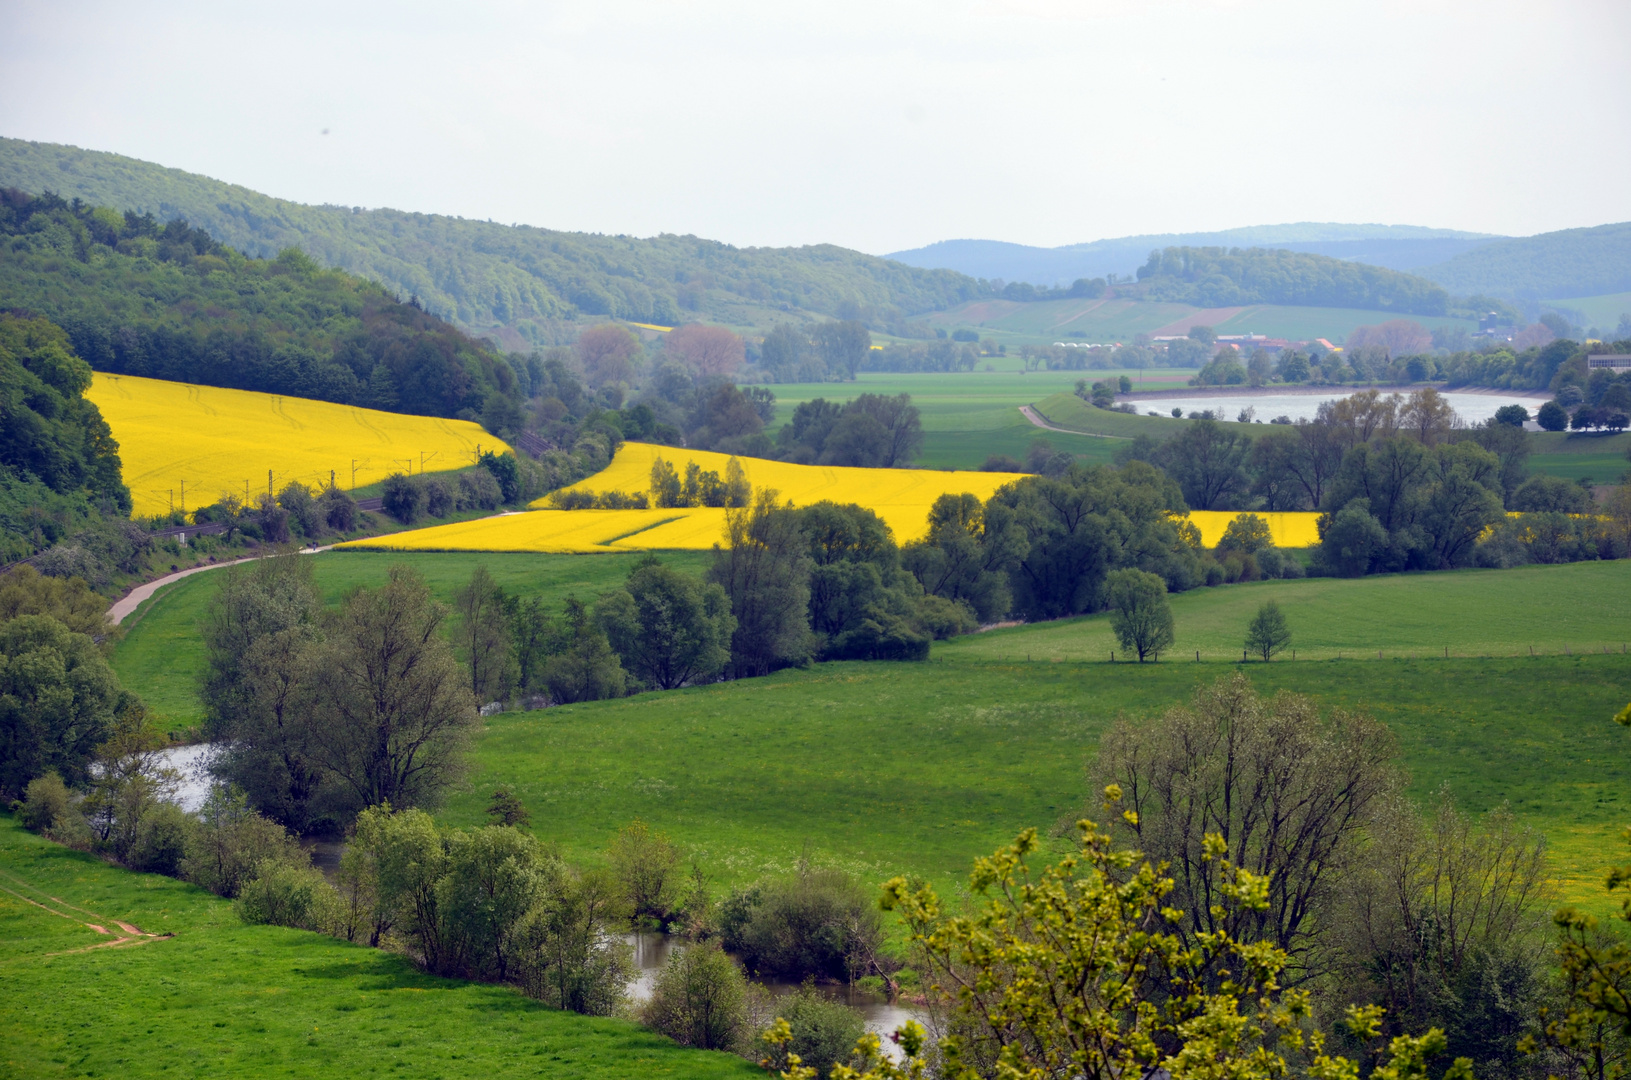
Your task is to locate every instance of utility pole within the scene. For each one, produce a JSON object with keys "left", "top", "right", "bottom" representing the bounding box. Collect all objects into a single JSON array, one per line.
[
  {"left": 351, "top": 460, "right": 359, "bottom": 492},
  {"left": 268, "top": 469, "right": 273, "bottom": 504},
  {"left": 180, "top": 479, "right": 186, "bottom": 519},
  {"left": 169, "top": 489, "right": 174, "bottom": 519}
]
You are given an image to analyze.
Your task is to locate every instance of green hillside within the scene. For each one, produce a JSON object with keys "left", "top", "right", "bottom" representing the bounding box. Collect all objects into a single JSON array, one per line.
[
  {"left": 1543, "top": 289, "right": 1631, "bottom": 334},
  {"left": 0, "top": 138, "right": 988, "bottom": 344},
  {"left": 0, "top": 189, "right": 517, "bottom": 418},
  {"left": 1421, "top": 222, "right": 1631, "bottom": 300},
  {"left": 1135, "top": 246, "right": 1450, "bottom": 315}
]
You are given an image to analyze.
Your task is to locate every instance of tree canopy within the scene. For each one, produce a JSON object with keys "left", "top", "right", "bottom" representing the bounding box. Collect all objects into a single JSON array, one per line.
[{"left": 1136, "top": 245, "right": 1450, "bottom": 315}]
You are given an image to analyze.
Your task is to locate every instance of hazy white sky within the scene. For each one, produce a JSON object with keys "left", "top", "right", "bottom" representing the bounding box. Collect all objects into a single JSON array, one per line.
[{"left": 3, "top": 0, "right": 1627, "bottom": 253}]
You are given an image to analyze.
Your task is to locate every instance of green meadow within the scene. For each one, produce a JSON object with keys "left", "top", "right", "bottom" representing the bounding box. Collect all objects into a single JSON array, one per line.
[
  {"left": 108, "top": 553, "right": 1631, "bottom": 916},
  {"left": 113, "top": 550, "right": 713, "bottom": 729},
  {"left": 1528, "top": 429, "right": 1631, "bottom": 484},
  {"left": 0, "top": 817, "right": 756, "bottom": 1080}
]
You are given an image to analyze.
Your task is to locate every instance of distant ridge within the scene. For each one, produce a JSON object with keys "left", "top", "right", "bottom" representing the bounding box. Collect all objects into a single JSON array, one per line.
[
  {"left": 887, "top": 224, "right": 1503, "bottom": 287},
  {"left": 1415, "top": 222, "right": 1631, "bottom": 301}
]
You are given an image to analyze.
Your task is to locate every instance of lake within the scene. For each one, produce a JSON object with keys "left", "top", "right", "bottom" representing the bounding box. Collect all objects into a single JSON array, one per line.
[{"left": 1122, "top": 389, "right": 1547, "bottom": 426}]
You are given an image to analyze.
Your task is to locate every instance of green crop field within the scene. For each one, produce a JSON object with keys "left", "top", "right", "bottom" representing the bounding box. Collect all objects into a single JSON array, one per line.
[
  {"left": 1528, "top": 430, "right": 1631, "bottom": 484},
  {"left": 940, "top": 561, "right": 1631, "bottom": 663},
  {"left": 1542, "top": 290, "right": 1631, "bottom": 334},
  {"left": 0, "top": 816, "right": 756, "bottom": 1080},
  {"left": 441, "top": 652, "right": 1631, "bottom": 916},
  {"left": 114, "top": 550, "right": 712, "bottom": 729},
  {"left": 916, "top": 297, "right": 1477, "bottom": 348}
]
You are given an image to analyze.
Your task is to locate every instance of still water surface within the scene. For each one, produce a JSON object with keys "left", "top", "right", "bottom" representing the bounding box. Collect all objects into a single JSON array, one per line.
[{"left": 1124, "top": 390, "right": 1545, "bottom": 425}]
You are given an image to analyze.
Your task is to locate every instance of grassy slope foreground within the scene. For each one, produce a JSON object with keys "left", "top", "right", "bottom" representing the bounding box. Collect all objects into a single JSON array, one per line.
[{"left": 0, "top": 817, "right": 756, "bottom": 1080}]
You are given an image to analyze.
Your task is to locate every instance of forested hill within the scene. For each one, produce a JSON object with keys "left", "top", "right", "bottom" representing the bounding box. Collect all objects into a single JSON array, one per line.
[
  {"left": 1134, "top": 246, "right": 1450, "bottom": 315},
  {"left": 0, "top": 138, "right": 987, "bottom": 345},
  {"left": 1416, "top": 222, "right": 1631, "bottom": 301},
  {"left": 0, "top": 189, "right": 519, "bottom": 420}
]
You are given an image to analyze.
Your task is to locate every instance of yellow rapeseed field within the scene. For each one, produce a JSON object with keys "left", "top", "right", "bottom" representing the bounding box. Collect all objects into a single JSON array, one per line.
[
  {"left": 1184, "top": 510, "right": 1323, "bottom": 549},
  {"left": 87, "top": 373, "right": 508, "bottom": 519},
  {"left": 341, "top": 441, "right": 1328, "bottom": 555},
  {"left": 537, "top": 442, "right": 1029, "bottom": 542},
  {"left": 341, "top": 444, "right": 1029, "bottom": 554}
]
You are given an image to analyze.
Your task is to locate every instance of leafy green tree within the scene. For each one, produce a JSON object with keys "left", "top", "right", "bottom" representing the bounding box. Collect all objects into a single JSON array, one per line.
[
  {"left": 0, "top": 564, "right": 118, "bottom": 649},
  {"left": 902, "top": 492, "right": 1026, "bottom": 624},
  {"left": 608, "top": 818, "right": 683, "bottom": 926},
  {"left": 1216, "top": 512, "right": 1275, "bottom": 554},
  {"left": 1512, "top": 473, "right": 1593, "bottom": 513},
  {"left": 1152, "top": 418, "right": 1252, "bottom": 509},
  {"left": 765, "top": 983, "right": 865, "bottom": 1076},
  {"left": 598, "top": 561, "right": 733, "bottom": 690},
  {"left": 1494, "top": 403, "right": 1530, "bottom": 427},
  {"left": 453, "top": 564, "right": 516, "bottom": 705},
  {"left": 201, "top": 555, "right": 331, "bottom": 830},
  {"left": 1245, "top": 600, "right": 1291, "bottom": 660},
  {"left": 504, "top": 595, "right": 556, "bottom": 694},
  {"left": 874, "top": 786, "right": 1468, "bottom": 1080},
  {"left": 380, "top": 473, "right": 422, "bottom": 524},
  {"left": 1537, "top": 400, "right": 1570, "bottom": 431},
  {"left": 542, "top": 597, "right": 626, "bottom": 703},
  {"left": 642, "top": 940, "right": 749, "bottom": 1051},
  {"left": 306, "top": 566, "right": 478, "bottom": 811},
  {"left": 486, "top": 787, "right": 531, "bottom": 829},
  {"left": 0, "top": 614, "right": 128, "bottom": 799},
  {"left": 709, "top": 490, "right": 813, "bottom": 678},
  {"left": 438, "top": 825, "right": 557, "bottom": 981},
  {"left": 1317, "top": 499, "right": 1390, "bottom": 577},
  {"left": 514, "top": 867, "right": 633, "bottom": 1015},
  {"left": 181, "top": 784, "right": 307, "bottom": 898},
  {"left": 0, "top": 314, "right": 129, "bottom": 514},
  {"left": 991, "top": 462, "right": 1197, "bottom": 621},
  {"left": 1105, "top": 568, "right": 1174, "bottom": 662}
]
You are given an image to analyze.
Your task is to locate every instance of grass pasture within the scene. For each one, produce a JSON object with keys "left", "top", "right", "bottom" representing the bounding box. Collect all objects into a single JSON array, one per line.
[
  {"left": 0, "top": 816, "right": 756, "bottom": 1080},
  {"left": 445, "top": 653, "right": 1631, "bottom": 915},
  {"left": 1528, "top": 429, "right": 1631, "bottom": 484},
  {"left": 108, "top": 553, "right": 1631, "bottom": 915},
  {"left": 113, "top": 550, "right": 711, "bottom": 728}
]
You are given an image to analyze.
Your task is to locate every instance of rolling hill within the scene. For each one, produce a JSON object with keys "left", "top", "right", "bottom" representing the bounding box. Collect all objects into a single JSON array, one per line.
[
  {"left": 1417, "top": 221, "right": 1631, "bottom": 301},
  {"left": 0, "top": 137, "right": 988, "bottom": 346},
  {"left": 888, "top": 224, "right": 1500, "bottom": 287}
]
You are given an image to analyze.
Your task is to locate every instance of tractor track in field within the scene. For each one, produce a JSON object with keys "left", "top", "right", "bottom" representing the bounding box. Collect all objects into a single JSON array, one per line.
[{"left": 0, "top": 865, "right": 173, "bottom": 956}]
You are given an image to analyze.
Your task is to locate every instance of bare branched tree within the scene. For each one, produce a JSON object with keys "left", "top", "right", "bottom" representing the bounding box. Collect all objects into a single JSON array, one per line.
[{"left": 1092, "top": 672, "right": 1399, "bottom": 982}]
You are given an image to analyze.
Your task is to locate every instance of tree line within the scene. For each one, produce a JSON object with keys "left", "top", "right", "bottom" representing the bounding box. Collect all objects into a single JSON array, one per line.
[{"left": 0, "top": 189, "right": 522, "bottom": 420}]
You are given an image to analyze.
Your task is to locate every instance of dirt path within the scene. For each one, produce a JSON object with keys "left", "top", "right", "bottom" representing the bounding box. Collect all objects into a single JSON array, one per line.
[
  {"left": 108, "top": 545, "right": 334, "bottom": 626},
  {"left": 0, "top": 865, "right": 172, "bottom": 954},
  {"left": 1019, "top": 404, "right": 1118, "bottom": 439}
]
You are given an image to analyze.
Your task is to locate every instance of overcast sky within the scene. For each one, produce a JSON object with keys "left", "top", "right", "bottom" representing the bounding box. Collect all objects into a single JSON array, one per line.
[{"left": 3, "top": 0, "right": 1627, "bottom": 254}]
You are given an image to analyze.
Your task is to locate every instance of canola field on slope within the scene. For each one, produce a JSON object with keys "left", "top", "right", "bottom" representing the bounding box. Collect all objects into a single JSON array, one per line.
[
  {"left": 87, "top": 374, "right": 508, "bottom": 519},
  {"left": 339, "top": 442, "right": 1325, "bottom": 554},
  {"left": 340, "top": 443, "right": 1030, "bottom": 553}
]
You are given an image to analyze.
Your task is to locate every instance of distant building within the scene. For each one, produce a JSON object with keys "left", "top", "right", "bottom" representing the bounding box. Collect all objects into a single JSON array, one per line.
[{"left": 1587, "top": 354, "right": 1631, "bottom": 370}]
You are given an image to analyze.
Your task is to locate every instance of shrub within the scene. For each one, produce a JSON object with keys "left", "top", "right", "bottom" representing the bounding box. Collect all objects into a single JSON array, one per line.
[
  {"left": 609, "top": 818, "right": 683, "bottom": 926},
  {"left": 721, "top": 866, "right": 883, "bottom": 982},
  {"left": 513, "top": 869, "right": 633, "bottom": 1016},
  {"left": 318, "top": 484, "right": 357, "bottom": 532},
  {"left": 238, "top": 860, "right": 338, "bottom": 931},
  {"left": 181, "top": 785, "right": 306, "bottom": 898},
  {"left": 15, "top": 770, "right": 71, "bottom": 833},
  {"left": 1216, "top": 513, "right": 1274, "bottom": 554},
  {"left": 130, "top": 801, "right": 192, "bottom": 875},
  {"left": 422, "top": 476, "right": 454, "bottom": 518},
  {"left": 380, "top": 473, "right": 421, "bottom": 524},
  {"left": 457, "top": 469, "right": 503, "bottom": 512},
  {"left": 641, "top": 941, "right": 749, "bottom": 1051},
  {"left": 765, "top": 982, "right": 866, "bottom": 1075}
]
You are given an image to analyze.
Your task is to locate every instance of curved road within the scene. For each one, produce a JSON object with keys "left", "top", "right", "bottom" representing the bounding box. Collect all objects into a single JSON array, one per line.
[
  {"left": 108, "top": 546, "right": 332, "bottom": 626},
  {"left": 1019, "top": 404, "right": 1116, "bottom": 439}
]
